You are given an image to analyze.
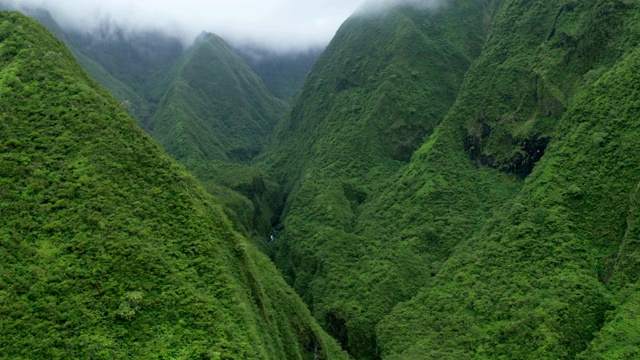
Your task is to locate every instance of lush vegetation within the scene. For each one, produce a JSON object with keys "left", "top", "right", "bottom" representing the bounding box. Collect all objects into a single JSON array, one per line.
[
  {"left": 26, "top": 6, "right": 293, "bottom": 246},
  {"left": 259, "top": 0, "right": 640, "bottom": 358},
  {"left": 149, "top": 33, "right": 287, "bottom": 165},
  {"left": 0, "top": 2, "right": 184, "bottom": 127},
  {"left": 66, "top": 27, "right": 184, "bottom": 128},
  {"left": 5, "top": 0, "right": 640, "bottom": 358},
  {"left": 0, "top": 12, "right": 348, "bottom": 359},
  {"left": 374, "top": 1, "right": 640, "bottom": 358},
  {"left": 0, "top": 5, "right": 285, "bottom": 246},
  {"left": 257, "top": 1, "right": 502, "bottom": 358},
  {"left": 144, "top": 33, "right": 290, "bottom": 245}
]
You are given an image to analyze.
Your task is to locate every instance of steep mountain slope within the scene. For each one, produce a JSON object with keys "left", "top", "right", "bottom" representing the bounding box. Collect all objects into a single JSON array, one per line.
[
  {"left": 0, "top": 2, "right": 182, "bottom": 127},
  {"left": 374, "top": 1, "right": 640, "bottom": 358},
  {"left": 11, "top": 7, "right": 289, "bottom": 247},
  {"left": 258, "top": 0, "right": 640, "bottom": 358},
  {"left": 6, "top": 1, "right": 639, "bottom": 359},
  {"left": 0, "top": 11, "right": 347, "bottom": 359},
  {"left": 149, "top": 33, "right": 287, "bottom": 164},
  {"left": 257, "top": 0, "right": 501, "bottom": 357},
  {"left": 64, "top": 25, "right": 185, "bottom": 127}
]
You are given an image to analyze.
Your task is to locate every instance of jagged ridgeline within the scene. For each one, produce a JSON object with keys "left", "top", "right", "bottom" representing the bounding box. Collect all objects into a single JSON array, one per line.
[{"left": 0, "top": 12, "right": 347, "bottom": 359}]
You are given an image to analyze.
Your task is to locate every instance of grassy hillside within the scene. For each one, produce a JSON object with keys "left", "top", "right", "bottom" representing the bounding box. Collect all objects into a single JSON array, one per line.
[
  {"left": 0, "top": 11, "right": 347, "bottom": 359},
  {"left": 257, "top": 1, "right": 501, "bottom": 358}
]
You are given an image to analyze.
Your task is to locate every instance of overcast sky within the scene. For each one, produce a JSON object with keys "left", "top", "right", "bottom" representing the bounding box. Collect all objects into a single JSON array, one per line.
[{"left": 5, "top": 0, "right": 376, "bottom": 52}]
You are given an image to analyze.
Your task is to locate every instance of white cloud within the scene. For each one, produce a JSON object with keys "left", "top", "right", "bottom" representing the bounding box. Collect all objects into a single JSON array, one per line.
[
  {"left": 2, "top": 0, "right": 444, "bottom": 51},
  {"left": 3, "top": 0, "right": 367, "bottom": 52},
  {"left": 354, "top": 0, "right": 445, "bottom": 16}
]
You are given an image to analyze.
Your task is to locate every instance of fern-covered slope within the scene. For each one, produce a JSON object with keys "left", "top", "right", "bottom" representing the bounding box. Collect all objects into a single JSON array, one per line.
[{"left": 0, "top": 12, "right": 347, "bottom": 359}]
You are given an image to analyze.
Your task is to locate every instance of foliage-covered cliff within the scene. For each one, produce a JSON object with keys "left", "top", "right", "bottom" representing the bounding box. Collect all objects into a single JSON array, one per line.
[
  {"left": 149, "top": 33, "right": 287, "bottom": 165},
  {"left": 257, "top": 0, "right": 501, "bottom": 357},
  {"left": 259, "top": 0, "right": 640, "bottom": 359},
  {"left": 376, "top": 1, "right": 640, "bottom": 358},
  {"left": 0, "top": 11, "right": 347, "bottom": 359}
]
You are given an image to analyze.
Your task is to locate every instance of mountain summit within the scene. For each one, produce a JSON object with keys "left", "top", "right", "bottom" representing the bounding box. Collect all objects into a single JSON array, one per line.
[{"left": 149, "top": 33, "right": 287, "bottom": 165}]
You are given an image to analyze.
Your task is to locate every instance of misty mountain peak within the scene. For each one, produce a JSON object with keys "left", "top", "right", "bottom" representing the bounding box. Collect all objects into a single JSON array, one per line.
[{"left": 354, "top": 0, "right": 445, "bottom": 16}]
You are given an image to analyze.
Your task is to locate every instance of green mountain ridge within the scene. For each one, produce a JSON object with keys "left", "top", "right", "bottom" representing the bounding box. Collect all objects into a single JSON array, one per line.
[
  {"left": 255, "top": 0, "right": 640, "bottom": 358},
  {"left": 0, "top": 11, "right": 347, "bottom": 359},
  {"left": 381, "top": 40, "right": 640, "bottom": 357},
  {"left": 371, "top": 1, "right": 640, "bottom": 358},
  {"left": 17, "top": 6, "right": 295, "bottom": 252},
  {"left": 149, "top": 32, "right": 287, "bottom": 164},
  {"left": 27, "top": 10, "right": 289, "bottom": 246},
  {"left": 65, "top": 25, "right": 185, "bottom": 128},
  {"left": 0, "top": 2, "right": 184, "bottom": 127},
  {"left": 144, "top": 32, "right": 289, "bottom": 248}
]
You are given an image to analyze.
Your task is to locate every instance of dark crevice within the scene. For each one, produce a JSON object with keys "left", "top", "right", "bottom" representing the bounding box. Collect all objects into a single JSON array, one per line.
[
  {"left": 325, "top": 311, "right": 349, "bottom": 350},
  {"left": 547, "top": 2, "right": 576, "bottom": 41},
  {"left": 509, "top": 135, "right": 551, "bottom": 178},
  {"left": 466, "top": 132, "right": 550, "bottom": 179}
]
